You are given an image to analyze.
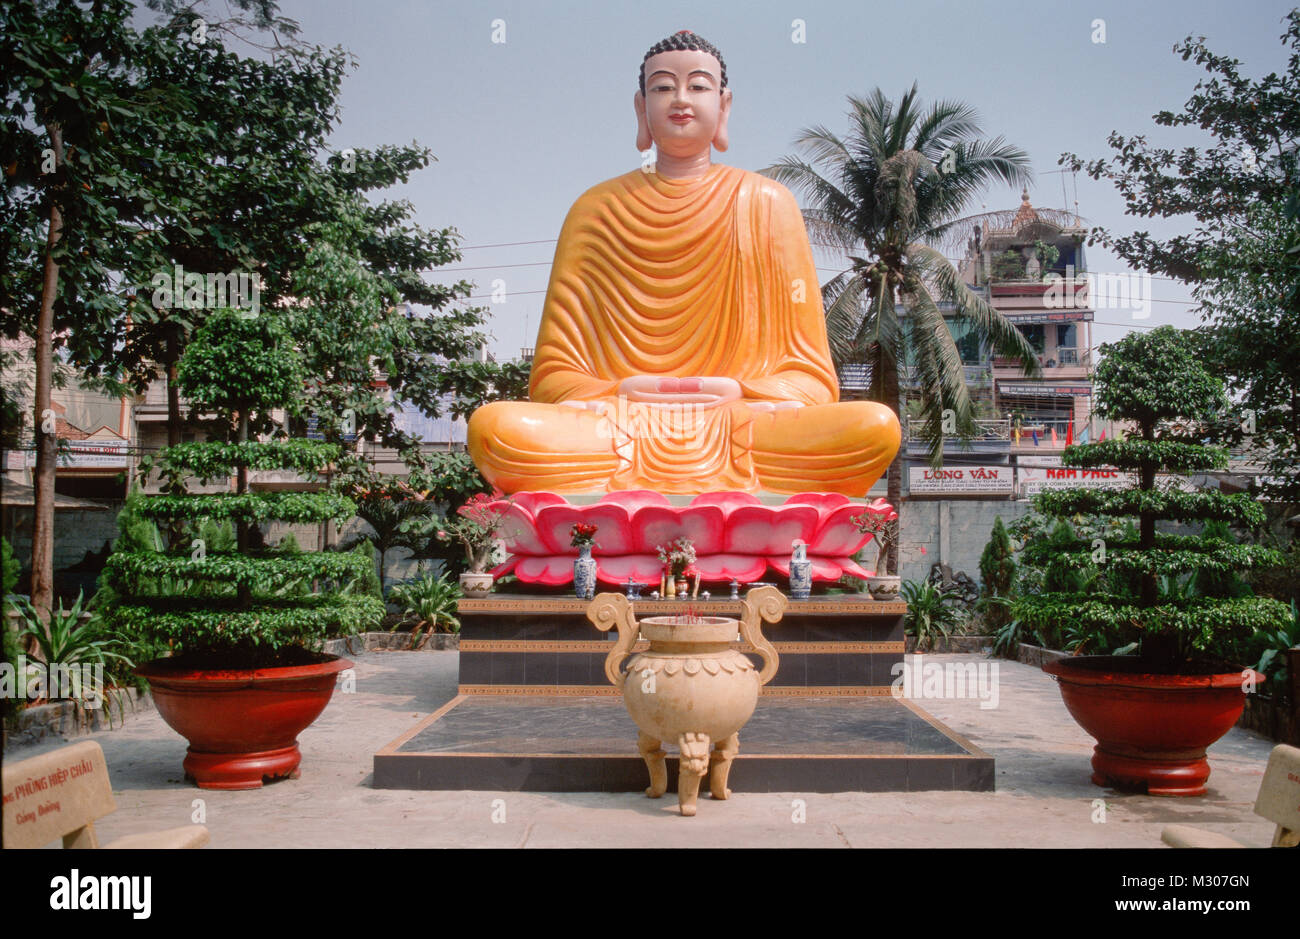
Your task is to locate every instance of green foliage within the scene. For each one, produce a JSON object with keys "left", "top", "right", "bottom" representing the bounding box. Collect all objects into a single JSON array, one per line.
[
  {"left": 97, "top": 314, "right": 381, "bottom": 665},
  {"left": 1033, "top": 240, "right": 1059, "bottom": 275},
  {"left": 989, "top": 250, "right": 1026, "bottom": 282},
  {"left": 1033, "top": 487, "right": 1267, "bottom": 526},
  {"left": 176, "top": 308, "right": 305, "bottom": 424},
  {"left": 342, "top": 540, "right": 383, "bottom": 602},
  {"left": 1062, "top": 438, "right": 1228, "bottom": 474},
  {"left": 976, "top": 517, "right": 1016, "bottom": 631},
  {"left": 1011, "top": 327, "right": 1287, "bottom": 668},
  {"left": 1063, "top": 13, "right": 1300, "bottom": 500},
  {"left": 1249, "top": 600, "right": 1299, "bottom": 700},
  {"left": 1090, "top": 326, "right": 1227, "bottom": 432},
  {"left": 136, "top": 490, "right": 357, "bottom": 526},
  {"left": 102, "top": 548, "right": 374, "bottom": 592},
  {"left": 902, "top": 580, "right": 963, "bottom": 651},
  {"left": 106, "top": 593, "right": 383, "bottom": 662},
  {"left": 7, "top": 591, "right": 135, "bottom": 722},
  {"left": 387, "top": 573, "right": 462, "bottom": 648},
  {"left": 1, "top": 536, "right": 19, "bottom": 596},
  {"left": 138, "top": 440, "right": 341, "bottom": 488}
]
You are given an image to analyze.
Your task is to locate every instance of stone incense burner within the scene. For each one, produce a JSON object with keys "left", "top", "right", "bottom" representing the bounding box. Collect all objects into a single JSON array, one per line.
[{"left": 587, "top": 586, "right": 785, "bottom": 816}]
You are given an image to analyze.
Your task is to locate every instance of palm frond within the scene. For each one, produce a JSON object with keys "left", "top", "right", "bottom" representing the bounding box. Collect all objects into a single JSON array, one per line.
[{"left": 907, "top": 243, "right": 1041, "bottom": 377}]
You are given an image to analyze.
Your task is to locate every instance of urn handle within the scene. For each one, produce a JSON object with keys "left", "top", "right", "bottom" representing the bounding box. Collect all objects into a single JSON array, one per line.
[
  {"left": 740, "top": 585, "right": 785, "bottom": 686},
  {"left": 586, "top": 592, "right": 638, "bottom": 691}
]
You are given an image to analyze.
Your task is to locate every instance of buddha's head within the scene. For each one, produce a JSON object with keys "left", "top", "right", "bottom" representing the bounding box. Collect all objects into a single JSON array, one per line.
[{"left": 635, "top": 30, "right": 732, "bottom": 158}]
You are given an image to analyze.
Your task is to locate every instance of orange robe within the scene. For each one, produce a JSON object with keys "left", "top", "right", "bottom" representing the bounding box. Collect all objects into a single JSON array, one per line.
[{"left": 468, "top": 164, "right": 900, "bottom": 495}]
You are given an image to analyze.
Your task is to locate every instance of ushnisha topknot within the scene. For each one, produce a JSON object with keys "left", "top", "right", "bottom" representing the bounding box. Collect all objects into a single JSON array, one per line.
[{"left": 638, "top": 30, "right": 728, "bottom": 95}]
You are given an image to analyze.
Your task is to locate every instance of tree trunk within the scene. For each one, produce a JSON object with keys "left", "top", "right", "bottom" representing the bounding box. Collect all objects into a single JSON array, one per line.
[
  {"left": 29, "top": 123, "right": 64, "bottom": 626},
  {"left": 166, "top": 325, "right": 181, "bottom": 448}
]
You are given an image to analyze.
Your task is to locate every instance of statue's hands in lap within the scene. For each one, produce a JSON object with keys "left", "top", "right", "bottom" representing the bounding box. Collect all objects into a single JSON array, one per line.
[{"left": 617, "top": 375, "right": 743, "bottom": 409}]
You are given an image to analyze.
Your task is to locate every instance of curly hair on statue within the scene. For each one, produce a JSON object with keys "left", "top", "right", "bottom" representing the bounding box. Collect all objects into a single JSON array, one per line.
[{"left": 638, "top": 29, "right": 728, "bottom": 94}]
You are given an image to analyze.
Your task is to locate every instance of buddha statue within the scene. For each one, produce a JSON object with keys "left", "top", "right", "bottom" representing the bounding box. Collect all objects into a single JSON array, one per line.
[{"left": 468, "top": 31, "right": 901, "bottom": 495}]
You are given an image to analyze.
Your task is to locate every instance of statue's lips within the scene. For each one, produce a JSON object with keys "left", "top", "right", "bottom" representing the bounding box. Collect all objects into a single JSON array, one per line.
[{"left": 668, "top": 114, "right": 693, "bottom": 123}]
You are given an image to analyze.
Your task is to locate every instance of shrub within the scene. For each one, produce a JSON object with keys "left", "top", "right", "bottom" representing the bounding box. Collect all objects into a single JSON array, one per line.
[{"left": 1011, "top": 327, "right": 1291, "bottom": 670}]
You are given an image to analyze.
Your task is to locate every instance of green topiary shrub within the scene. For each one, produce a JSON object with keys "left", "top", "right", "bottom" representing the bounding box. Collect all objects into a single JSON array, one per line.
[
  {"left": 97, "top": 309, "right": 384, "bottom": 668},
  {"left": 1012, "top": 326, "right": 1291, "bottom": 671},
  {"left": 976, "top": 516, "right": 1016, "bottom": 632}
]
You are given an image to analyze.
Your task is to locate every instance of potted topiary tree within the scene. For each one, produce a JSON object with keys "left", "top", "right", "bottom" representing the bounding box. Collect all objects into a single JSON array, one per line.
[
  {"left": 1013, "top": 326, "right": 1289, "bottom": 795},
  {"left": 99, "top": 309, "right": 384, "bottom": 789}
]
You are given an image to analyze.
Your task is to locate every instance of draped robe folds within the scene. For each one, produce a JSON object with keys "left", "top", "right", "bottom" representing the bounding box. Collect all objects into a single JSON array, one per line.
[{"left": 468, "top": 163, "right": 901, "bottom": 495}]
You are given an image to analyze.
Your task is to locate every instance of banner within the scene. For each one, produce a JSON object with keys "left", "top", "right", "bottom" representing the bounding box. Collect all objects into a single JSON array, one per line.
[
  {"left": 1018, "top": 466, "right": 1127, "bottom": 496},
  {"left": 909, "top": 465, "right": 1014, "bottom": 495}
]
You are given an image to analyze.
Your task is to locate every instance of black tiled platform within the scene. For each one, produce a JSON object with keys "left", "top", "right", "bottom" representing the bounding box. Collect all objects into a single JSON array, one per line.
[
  {"left": 373, "top": 695, "right": 994, "bottom": 793},
  {"left": 456, "top": 594, "right": 907, "bottom": 694}
]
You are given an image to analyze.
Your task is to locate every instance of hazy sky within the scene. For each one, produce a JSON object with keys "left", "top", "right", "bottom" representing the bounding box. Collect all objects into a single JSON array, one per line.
[{"left": 251, "top": 0, "right": 1296, "bottom": 359}]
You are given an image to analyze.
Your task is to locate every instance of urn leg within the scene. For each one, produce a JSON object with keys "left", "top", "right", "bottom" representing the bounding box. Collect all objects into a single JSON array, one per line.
[
  {"left": 709, "top": 733, "right": 740, "bottom": 800},
  {"left": 637, "top": 732, "right": 668, "bottom": 798},
  {"left": 677, "top": 732, "right": 711, "bottom": 817}
]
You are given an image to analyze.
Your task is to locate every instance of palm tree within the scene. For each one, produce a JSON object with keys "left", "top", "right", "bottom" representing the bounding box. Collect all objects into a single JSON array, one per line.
[{"left": 763, "top": 84, "right": 1042, "bottom": 573}]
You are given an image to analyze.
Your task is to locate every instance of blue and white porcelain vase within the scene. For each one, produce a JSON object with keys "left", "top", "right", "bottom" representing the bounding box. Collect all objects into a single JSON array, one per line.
[
  {"left": 574, "top": 544, "right": 597, "bottom": 600},
  {"left": 789, "top": 541, "right": 812, "bottom": 600}
]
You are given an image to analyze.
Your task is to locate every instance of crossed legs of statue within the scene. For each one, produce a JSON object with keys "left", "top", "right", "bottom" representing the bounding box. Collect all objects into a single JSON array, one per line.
[{"left": 468, "top": 399, "right": 900, "bottom": 495}]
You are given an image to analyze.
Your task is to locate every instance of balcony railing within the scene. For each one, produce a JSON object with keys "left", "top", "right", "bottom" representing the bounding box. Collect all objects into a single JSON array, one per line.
[
  {"left": 1010, "top": 419, "right": 1085, "bottom": 447},
  {"left": 900, "top": 365, "right": 993, "bottom": 388},
  {"left": 906, "top": 418, "right": 1010, "bottom": 441},
  {"left": 993, "top": 348, "right": 1091, "bottom": 370}
]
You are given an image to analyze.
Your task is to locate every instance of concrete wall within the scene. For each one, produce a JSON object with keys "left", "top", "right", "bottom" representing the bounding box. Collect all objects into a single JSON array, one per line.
[
  {"left": 897, "top": 499, "right": 1033, "bottom": 585},
  {"left": 5, "top": 503, "right": 124, "bottom": 601}
]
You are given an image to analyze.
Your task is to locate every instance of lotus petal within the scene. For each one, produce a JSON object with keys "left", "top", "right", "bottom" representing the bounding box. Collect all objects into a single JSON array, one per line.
[
  {"left": 768, "top": 555, "right": 843, "bottom": 581},
  {"left": 631, "top": 504, "right": 725, "bottom": 554},
  {"left": 514, "top": 554, "right": 576, "bottom": 585},
  {"left": 840, "top": 556, "right": 874, "bottom": 580},
  {"left": 689, "top": 491, "right": 762, "bottom": 517},
  {"left": 507, "top": 491, "right": 569, "bottom": 517},
  {"left": 594, "top": 554, "right": 664, "bottom": 585},
  {"left": 724, "top": 504, "right": 819, "bottom": 554},
  {"left": 811, "top": 502, "right": 875, "bottom": 556},
  {"left": 693, "top": 553, "right": 767, "bottom": 583},
  {"left": 534, "top": 502, "right": 634, "bottom": 554},
  {"left": 598, "top": 489, "right": 671, "bottom": 511},
  {"left": 494, "top": 502, "right": 551, "bottom": 555},
  {"left": 784, "top": 492, "right": 851, "bottom": 523}
]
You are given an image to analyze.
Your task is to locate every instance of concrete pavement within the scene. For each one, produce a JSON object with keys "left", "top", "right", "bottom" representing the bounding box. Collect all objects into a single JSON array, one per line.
[{"left": 4, "top": 651, "right": 1280, "bottom": 848}]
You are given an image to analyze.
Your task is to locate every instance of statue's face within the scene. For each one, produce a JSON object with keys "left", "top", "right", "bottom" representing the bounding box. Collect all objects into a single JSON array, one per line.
[{"left": 636, "top": 49, "right": 731, "bottom": 158}]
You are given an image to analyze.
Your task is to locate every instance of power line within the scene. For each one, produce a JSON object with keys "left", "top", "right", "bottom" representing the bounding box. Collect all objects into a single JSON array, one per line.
[{"left": 435, "top": 242, "right": 1195, "bottom": 284}]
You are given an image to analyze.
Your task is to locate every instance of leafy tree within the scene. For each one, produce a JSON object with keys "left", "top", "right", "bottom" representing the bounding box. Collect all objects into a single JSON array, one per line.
[
  {"left": 762, "top": 85, "right": 1041, "bottom": 571},
  {"left": 1, "top": 0, "right": 196, "bottom": 621},
  {"left": 1062, "top": 10, "right": 1300, "bottom": 502}
]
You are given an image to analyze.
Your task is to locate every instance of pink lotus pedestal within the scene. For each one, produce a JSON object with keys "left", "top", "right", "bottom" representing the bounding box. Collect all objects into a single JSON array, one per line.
[{"left": 489, "top": 490, "right": 894, "bottom": 588}]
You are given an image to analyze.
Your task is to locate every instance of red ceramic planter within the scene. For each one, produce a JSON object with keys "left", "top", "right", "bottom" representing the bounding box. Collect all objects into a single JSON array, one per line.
[
  {"left": 1043, "top": 656, "right": 1262, "bottom": 797},
  {"left": 137, "top": 655, "right": 352, "bottom": 791}
]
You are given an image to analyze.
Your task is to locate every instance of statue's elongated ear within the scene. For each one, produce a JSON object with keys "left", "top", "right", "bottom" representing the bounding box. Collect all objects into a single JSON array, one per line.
[
  {"left": 713, "top": 88, "right": 732, "bottom": 153},
  {"left": 634, "top": 91, "right": 652, "bottom": 151}
]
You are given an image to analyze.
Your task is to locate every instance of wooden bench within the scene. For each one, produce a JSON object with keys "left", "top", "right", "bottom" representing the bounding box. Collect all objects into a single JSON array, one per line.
[
  {"left": 1161, "top": 743, "right": 1300, "bottom": 848},
  {"left": 3, "top": 740, "right": 209, "bottom": 849}
]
